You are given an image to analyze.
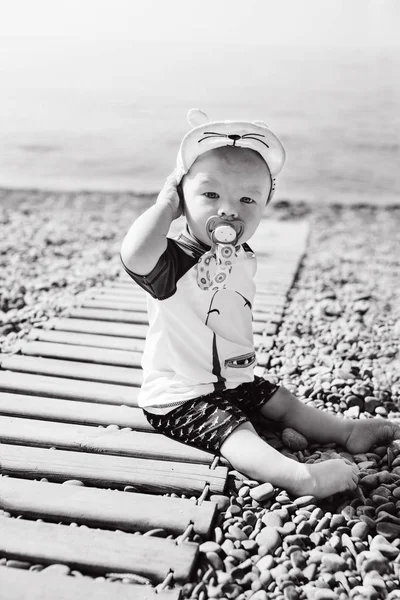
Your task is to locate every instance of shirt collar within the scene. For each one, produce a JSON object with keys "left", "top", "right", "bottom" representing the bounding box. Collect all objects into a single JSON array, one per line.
[{"left": 174, "top": 225, "right": 211, "bottom": 259}]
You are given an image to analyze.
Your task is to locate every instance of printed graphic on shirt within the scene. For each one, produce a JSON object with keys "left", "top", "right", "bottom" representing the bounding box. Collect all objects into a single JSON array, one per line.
[
  {"left": 120, "top": 227, "right": 257, "bottom": 406},
  {"left": 205, "top": 288, "right": 256, "bottom": 388}
]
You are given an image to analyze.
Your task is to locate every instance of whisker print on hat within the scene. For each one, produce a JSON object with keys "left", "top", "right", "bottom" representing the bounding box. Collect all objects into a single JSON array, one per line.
[{"left": 198, "top": 131, "right": 270, "bottom": 148}]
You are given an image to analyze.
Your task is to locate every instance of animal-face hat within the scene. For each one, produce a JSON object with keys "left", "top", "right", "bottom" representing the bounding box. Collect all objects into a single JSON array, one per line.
[{"left": 176, "top": 109, "right": 286, "bottom": 198}]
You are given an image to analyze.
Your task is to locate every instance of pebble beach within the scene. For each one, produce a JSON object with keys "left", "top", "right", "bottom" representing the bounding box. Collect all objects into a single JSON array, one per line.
[{"left": 1, "top": 188, "right": 400, "bottom": 599}]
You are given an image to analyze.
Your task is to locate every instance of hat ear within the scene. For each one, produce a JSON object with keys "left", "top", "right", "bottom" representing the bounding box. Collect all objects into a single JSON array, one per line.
[
  {"left": 187, "top": 108, "right": 209, "bottom": 128},
  {"left": 252, "top": 120, "right": 269, "bottom": 128}
]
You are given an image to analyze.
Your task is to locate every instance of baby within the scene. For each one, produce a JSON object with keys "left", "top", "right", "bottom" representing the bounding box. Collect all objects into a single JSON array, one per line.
[{"left": 120, "top": 109, "right": 400, "bottom": 499}]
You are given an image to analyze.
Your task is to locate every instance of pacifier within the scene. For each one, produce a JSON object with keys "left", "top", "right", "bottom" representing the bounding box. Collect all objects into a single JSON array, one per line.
[
  {"left": 205, "top": 216, "right": 245, "bottom": 246},
  {"left": 196, "top": 216, "right": 245, "bottom": 291}
]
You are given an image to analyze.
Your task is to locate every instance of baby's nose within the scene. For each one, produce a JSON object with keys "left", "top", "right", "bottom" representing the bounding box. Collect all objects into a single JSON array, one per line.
[{"left": 218, "top": 206, "right": 238, "bottom": 219}]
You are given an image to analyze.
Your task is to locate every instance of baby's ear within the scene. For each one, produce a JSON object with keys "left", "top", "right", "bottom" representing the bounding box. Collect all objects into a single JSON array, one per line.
[{"left": 187, "top": 108, "right": 209, "bottom": 127}]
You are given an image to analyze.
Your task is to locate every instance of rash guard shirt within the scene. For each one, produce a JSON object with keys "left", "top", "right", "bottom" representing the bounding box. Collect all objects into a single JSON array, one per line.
[{"left": 120, "top": 228, "right": 257, "bottom": 414}]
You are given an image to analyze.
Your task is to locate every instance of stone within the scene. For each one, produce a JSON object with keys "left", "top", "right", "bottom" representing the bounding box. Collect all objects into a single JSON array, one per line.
[
  {"left": 228, "top": 525, "right": 248, "bottom": 541},
  {"left": 282, "top": 428, "right": 308, "bottom": 451},
  {"left": 262, "top": 512, "right": 283, "bottom": 528},
  {"left": 6, "top": 560, "right": 31, "bottom": 570},
  {"left": 294, "top": 495, "right": 316, "bottom": 508},
  {"left": 313, "top": 590, "right": 340, "bottom": 600},
  {"left": 370, "top": 535, "right": 399, "bottom": 558},
  {"left": 256, "top": 555, "right": 275, "bottom": 571},
  {"left": 250, "top": 483, "right": 275, "bottom": 502},
  {"left": 206, "top": 552, "right": 224, "bottom": 571},
  {"left": 200, "top": 541, "right": 221, "bottom": 554},
  {"left": 210, "top": 494, "right": 230, "bottom": 511},
  {"left": 376, "top": 522, "right": 400, "bottom": 541},
  {"left": 321, "top": 554, "right": 347, "bottom": 573},
  {"left": 356, "top": 551, "right": 389, "bottom": 575},
  {"left": 41, "top": 564, "right": 71, "bottom": 576},
  {"left": 255, "top": 528, "right": 282, "bottom": 553},
  {"left": 249, "top": 591, "right": 269, "bottom": 600},
  {"left": 351, "top": 521, "right": 369, "bottom": 540},
  {"left": 62, "top": 479, "right": 84, "bottom": 486}
]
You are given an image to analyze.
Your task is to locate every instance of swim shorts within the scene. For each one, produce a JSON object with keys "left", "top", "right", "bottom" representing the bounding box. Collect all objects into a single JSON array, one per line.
[{"left": 143, "top": 376, "right": 280, "bottom": 454}]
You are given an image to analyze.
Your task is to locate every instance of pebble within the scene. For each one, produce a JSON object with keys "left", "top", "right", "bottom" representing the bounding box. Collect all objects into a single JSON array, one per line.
[
  {"left": 376, "top": 522, "right": 400, "bottom": 541},
  {"left": 313, "top": 590, "right": 340, "bottom": 600},
  {"left": 282, "top": 428, "right": 308, "bottom": 451},
  {"left": 250, "top": 483, "right": 275, "bottom": 502},
  {"left": 293, "top": 495, "right": 316, "bottom": 508},
  {"left": 321, "top": 554, "right": 347, "bottom": 573},
  {"left": 262, "top": 512, "right": 283, "bottom": 528},
  {"left": 41, "top": 564, "right": 71, "bottom": 576},
  {"left": 351, "top": 522, "right": 369, "bottom": 540},
  {"left": 206, "top": 552, "right": 224, "bottom": 571},
  {"left": 200, "top": 541, "right": 221, "bottom": 554},
  {"left": 62, "top": 479, "right": 85, "bottom": 486},
  {"left": 210, "top": 494, "right": 230, "bottom": 511},
  {"left": 255, "top": 528, "right": 281, "bottom": 553},
  {"left": 6, "top": 560, "right": 31, "bottom": 570}
]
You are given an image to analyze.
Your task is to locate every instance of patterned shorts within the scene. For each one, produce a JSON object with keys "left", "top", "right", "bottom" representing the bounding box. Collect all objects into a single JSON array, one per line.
[{"left": 143, "top": 376, "right": 280, "bottom": 455}]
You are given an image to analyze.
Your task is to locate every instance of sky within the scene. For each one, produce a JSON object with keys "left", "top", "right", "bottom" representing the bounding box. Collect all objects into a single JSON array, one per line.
[{"left": 0, "top": 0, "right": 399, "bottom": 48}]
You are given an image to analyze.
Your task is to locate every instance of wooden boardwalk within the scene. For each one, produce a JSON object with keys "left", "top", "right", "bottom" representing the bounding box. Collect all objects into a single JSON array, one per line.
[{"left": 0, "top": 219, "right": 309, "bottom": 598}]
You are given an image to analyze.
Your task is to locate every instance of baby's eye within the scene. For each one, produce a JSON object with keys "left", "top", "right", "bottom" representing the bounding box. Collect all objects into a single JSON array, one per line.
[
  {"left": 241, "top": 197, "right": 255, "bottom": 204},
  {"left": 204, "top": 192, "right": 219, "bottom": 199}
]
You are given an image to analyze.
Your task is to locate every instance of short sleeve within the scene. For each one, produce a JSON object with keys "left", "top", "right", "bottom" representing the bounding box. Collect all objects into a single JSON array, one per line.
[{"left": 119, "top": 238, "right": 197, "bottom": 300}]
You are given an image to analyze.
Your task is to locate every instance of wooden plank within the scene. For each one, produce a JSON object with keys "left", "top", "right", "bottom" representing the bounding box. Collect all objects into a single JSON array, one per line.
[
  {"left": 0, "top": 517, "right": 198, "bottom": 583},
  {"left": 67, "top": 307, "right": 149, "bottom": 324},
  {"left": 253, "top": 311, "right": 283, "bottom": 323},
  {"left": 19, "top": 341, "right": 143, "bottom": 368},
  {"left": 28, "top": 328, "right": 146, "bottom": 351},
  {"left": 89, "top": 290, "right": 146, "bottom": 301},
  {"left": 83, "top": 298, "right": 148, "bottom": 311},
  {"left": 45, "top": 318, "right": 148, "bottom": 339},
  {"left": 0, "top": 567, "right": 181, "bottom": 600},
  {"left": 0, "top": 355, "right": 143, "bottom": 387},
  {"left": 0, "top": 416, "right": 217, "bottom": 464},
  {"left": 0, "top": 371, "right": 139, "bottom": 405},
  {"left": 0, "top": 444, "right": 225, "bottom": 495},
  {"left": 0, "top": 392, "right": 152, "bottom": 430},
  {"left": 0, "top": 477, "right": 217, "bottom": 536}
]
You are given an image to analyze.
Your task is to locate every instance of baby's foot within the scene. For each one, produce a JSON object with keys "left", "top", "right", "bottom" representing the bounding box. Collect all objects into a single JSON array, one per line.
[
  {"left": 345, "top": 419, "right": 400, "bottom": 454},
  {"left": 287, "top": 459, "right": 359, "bottom": 500}
]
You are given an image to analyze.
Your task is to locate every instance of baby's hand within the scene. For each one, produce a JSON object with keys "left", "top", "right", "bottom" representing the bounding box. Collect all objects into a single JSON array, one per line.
[{"left": 156, "top": 170, "right": 183, "bottom": 221}]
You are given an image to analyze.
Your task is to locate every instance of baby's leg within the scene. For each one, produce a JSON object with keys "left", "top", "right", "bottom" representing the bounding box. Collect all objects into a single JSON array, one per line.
[
  {"left": 220, "top": 421, "right": 358, "bottom": 499},
  {"left": 259, "top": 386, "right": 353, "bottom": 446},
  {"left": 260, "top": 385, "right": 400, "bottom": 453}
]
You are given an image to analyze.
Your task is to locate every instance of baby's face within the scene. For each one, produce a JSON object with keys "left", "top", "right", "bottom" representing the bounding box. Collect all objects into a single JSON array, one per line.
[{"left": 181, "top": 147, "right": 272, "bottom": 246}]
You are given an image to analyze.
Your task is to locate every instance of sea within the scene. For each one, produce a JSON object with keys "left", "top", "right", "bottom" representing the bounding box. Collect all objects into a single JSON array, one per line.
[{"left": 0, "top": 41, "right": 399, "bottom": 204}]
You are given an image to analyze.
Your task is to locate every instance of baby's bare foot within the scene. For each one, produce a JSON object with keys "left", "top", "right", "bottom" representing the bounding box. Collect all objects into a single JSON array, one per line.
[
  {"left": 287, "top": 459, "right": 359, "bottom": 500},
  {"left": 345, "top": 419, "right": 400, "bottom": 454}
]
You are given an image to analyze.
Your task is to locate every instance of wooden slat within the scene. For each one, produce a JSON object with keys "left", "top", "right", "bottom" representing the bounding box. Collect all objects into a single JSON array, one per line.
[
  {"left": 0, "top": 416, "right": 216, "bottom": 464},
  {"left": 0, "top": 392, "right": 152, "bottom": 430},
  {"left": 0, "top": 444, "right": 226, "bottom": 495},
  {"left": 83, "top": 298, "right": 147, "bottom": 311},
  {"left": 0, "top": 371, "right": 139, "bottom": 405},
  {"left": 89, "top": 290, "right": 146, "bottom": 300},
  {"left": 0, "top": 517, "right": 198, "bottom": 583},
  {"left": 68, "top": 307, "right": 149, "bottom": 324},
  {"left": 0, "top": 355, "right": 143, "bottom": 387},
  {"left": 0, "top": 477, "right": 217, "bottom": 536},
  {"left": 19, "top": 340, "right": 143, "bottom": 368},
  {"left": 253, "top": 311, "right": 283, "bottom": 323},
  {"left": 45, "top": 318, "right": 148, "bottom": 338},
  {"left": 0, "top": 567, "right": 181, "bottom": 600},
  {"left": 28, "top": 328, "right": 146, "bottom": 351}
]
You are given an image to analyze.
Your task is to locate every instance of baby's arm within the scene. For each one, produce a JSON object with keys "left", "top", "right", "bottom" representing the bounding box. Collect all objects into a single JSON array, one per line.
[{"left": 121, "top": 171, "right": 182, "bottom": 275}]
